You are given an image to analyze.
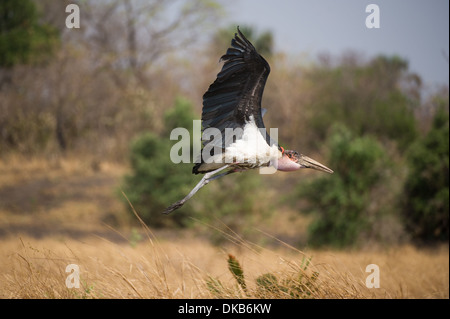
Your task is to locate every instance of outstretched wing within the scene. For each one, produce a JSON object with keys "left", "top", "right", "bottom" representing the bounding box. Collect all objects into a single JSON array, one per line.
[
  {"left": 194, "top": 27, "right": 279, "bottom": 174},
  {"left": 202, "top": 27, "right": 276, "bottom": 147}
]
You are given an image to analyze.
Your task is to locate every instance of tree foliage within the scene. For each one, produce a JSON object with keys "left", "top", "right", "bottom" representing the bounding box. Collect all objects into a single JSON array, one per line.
[
  {"left": 296, "top": 125, "right": 392, "bottom": 248},
  {"left": 121, "top": 97, "right": 197, "bottom": 227},
  {"left": 0, "top": 0, "right": 58, "bottom": 68},
  {"left": 403, "top": 104, "right": 449, "bottom": 243},
  {"left": 303, "top": 55, "right": 419, "bottom": 152}
]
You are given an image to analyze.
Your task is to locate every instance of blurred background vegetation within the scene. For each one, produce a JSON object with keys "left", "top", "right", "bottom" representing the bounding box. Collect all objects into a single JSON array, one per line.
[{"left": 0, "top": 0, "right": 448, "bottom": 248}]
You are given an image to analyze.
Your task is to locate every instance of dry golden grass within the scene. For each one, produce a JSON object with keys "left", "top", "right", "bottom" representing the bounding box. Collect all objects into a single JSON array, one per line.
[
  {"left": 0, "top": 155, "right": 448, "bottom": 299},
  {"left": 1, "top": 234, "right": 448, "bottom": 299}
]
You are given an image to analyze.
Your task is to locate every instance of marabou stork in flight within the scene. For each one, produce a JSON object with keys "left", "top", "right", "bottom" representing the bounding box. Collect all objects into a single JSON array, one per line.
[{"left": 163, "top": 27, "right": 333, "bottom": 214}]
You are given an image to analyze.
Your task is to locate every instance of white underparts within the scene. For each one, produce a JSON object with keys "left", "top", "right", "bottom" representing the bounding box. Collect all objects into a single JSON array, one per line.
[{"left": 208, "top": 116, "right": 280, "bottom": 166}]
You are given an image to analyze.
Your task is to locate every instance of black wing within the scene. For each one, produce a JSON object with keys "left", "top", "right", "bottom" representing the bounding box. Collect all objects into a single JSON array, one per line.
[
  {"left": 194, "top": 27, "right": 279, "bottom": 174},
  {"left": 203, "top": 27, "right": 278, "bottom": 143}
]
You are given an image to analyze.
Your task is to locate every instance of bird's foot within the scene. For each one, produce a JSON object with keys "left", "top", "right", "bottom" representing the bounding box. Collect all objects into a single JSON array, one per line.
[{"left": 162, "top": 200, "right": 185, "bottom": 215}]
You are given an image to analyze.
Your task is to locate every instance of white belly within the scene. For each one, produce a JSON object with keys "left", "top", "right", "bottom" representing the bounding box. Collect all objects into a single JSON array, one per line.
[{"left": 223, "top": 116, "right": 280, "bottom": 165}]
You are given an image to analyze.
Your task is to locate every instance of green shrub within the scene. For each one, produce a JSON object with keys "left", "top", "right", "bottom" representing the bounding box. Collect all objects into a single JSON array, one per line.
[
  {"left": 120, "top": 97, "right": 197, "bottom": 227},
  {"left": 0, "top": 0, "right": 59, "bottom": 67},
  {"left": 297, "top": 125, "right": 391, "bottom": 248},
  {"left": 403, "top": 106, "right": 449, "bottom": 243}
]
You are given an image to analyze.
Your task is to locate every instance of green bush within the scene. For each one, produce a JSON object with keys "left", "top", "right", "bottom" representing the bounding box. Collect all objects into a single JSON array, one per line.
[
  {"left": 120, "top": 97, "right": 197, "bottom": 227},
  {"left": 403, "top": 106, "right": 449, "bottom": 243},
  {"left": 296, "top": 125, "right": 391, "bottom": 248},
  {"left": 0, "top": 0, "right": 59, "bottom": 67}
]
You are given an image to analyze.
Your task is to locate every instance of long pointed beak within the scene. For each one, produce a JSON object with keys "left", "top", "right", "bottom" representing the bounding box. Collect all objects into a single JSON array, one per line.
[{"left": 299, "top": 155, "right": 334, "bottom": 174}]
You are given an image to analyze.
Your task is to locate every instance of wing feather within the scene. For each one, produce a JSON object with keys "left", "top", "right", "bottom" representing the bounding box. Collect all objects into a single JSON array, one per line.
[
  {"left": 194, "top": 27, "right": 278, "bottom": 174},
  {"left": 202, "top": 27, "right": 270, "bottom": 138}
]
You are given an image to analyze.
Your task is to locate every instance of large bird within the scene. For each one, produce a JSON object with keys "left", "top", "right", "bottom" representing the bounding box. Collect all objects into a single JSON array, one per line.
[{"left": 163, "top": 27, "right": 332, "bottom": 214}]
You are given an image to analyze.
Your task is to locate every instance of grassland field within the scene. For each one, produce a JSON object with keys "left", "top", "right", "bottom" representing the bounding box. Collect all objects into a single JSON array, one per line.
[{"left": 0, "top": 155, "right": 448, "bottom": 299}]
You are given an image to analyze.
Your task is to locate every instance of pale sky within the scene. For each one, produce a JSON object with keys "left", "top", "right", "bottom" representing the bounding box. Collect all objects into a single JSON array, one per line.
[{"left": 218, "top": 0, "right": 449, "bottom": 90}]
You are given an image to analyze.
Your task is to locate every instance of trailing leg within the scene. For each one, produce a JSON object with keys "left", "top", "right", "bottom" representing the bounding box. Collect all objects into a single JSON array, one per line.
[{"left": 163, "top": 165, "right": 231, "bottom": 214}]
